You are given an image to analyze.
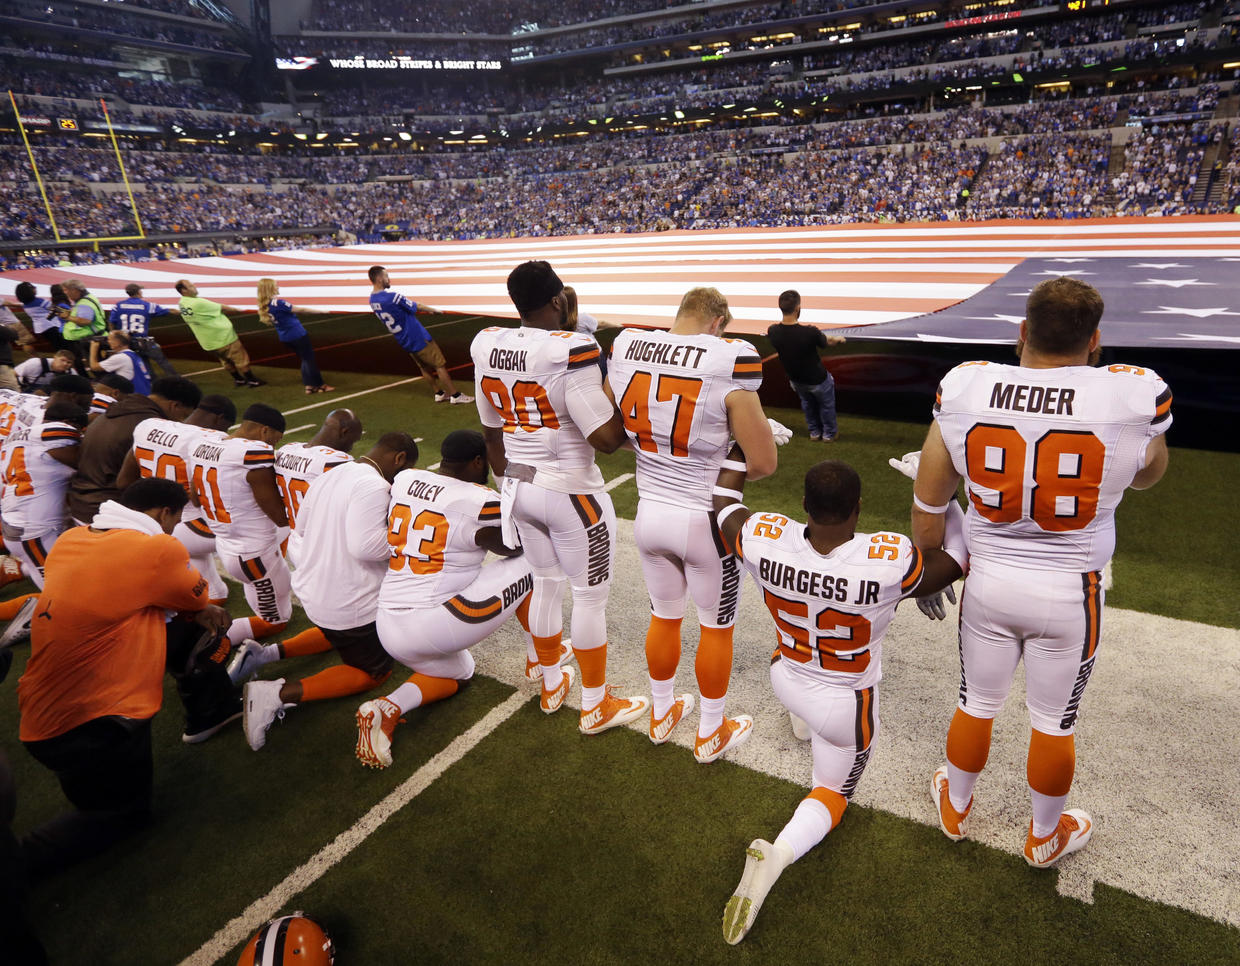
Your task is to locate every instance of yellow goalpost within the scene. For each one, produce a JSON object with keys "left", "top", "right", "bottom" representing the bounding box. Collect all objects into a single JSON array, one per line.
[{"left": 8, "top": 91, "right": 147, "bottom": 244}]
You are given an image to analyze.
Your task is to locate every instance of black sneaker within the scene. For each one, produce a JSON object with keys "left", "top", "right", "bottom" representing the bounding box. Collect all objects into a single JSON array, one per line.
[
  {"left": 245, "top": 376, "right": 267, "bottom": 388},
  {"left": 234, "top": 379, "right": 248, "bottom": 388},
  {"left": 182, "top": 704, "right": 242, "bottom": 744}
]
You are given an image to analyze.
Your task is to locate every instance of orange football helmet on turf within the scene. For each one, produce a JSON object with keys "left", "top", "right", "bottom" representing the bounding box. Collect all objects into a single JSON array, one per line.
[{"left": 237, "top": 912, "right": 334, "bottom": 965}]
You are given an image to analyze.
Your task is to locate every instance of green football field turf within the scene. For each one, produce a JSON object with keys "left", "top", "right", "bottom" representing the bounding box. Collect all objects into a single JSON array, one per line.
[{"left": 1, "top": 311, "right": 1236, "bottom": 964}]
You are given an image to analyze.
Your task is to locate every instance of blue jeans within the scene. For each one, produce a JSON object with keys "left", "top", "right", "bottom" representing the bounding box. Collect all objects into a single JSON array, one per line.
[
  {"left": 283, "top": 334, "right": 324, "bottom": 387},
  {"left": 790, "top": 374, "right": 837, "bottom": 439}
]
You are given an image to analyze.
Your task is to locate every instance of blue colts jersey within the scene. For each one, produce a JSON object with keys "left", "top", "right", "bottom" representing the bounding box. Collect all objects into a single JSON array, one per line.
[
  {"left": 109, "top": 298, "right": 169, "bottom": 337},
  {"left": 369, "top": 290, "right": 431, "bottom": 353}
]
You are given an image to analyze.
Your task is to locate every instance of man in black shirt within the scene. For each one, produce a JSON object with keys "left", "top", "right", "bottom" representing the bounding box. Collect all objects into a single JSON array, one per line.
[{"left": 765, "top": 290, "right": 845, "bottom": 442}]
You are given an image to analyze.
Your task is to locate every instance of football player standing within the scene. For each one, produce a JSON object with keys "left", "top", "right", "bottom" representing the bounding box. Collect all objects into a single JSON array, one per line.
[
  {"left": 912, "top": 277, "right": 1170, "bottom": 868},
  {"left": 471, "top": 260, "right": 647, "bottom": 734},
  {"left": 607, "top": 287, "right": 778, "bottom": 761}
]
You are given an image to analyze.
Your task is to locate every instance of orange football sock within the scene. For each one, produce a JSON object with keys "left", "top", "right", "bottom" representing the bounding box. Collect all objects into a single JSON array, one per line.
[
  {"left": 946, "top": 708, "right": 993, "bottom": 773},
  {"left": 807, "top": 786, "right": 849, "bottom": 830},
  {"left": 279, "top": 627, "right": 333, "bottom": 658},
  {"left": 298, "top": 665, "right": 390, "bottom": 702},
  {"left": 404, "top": 673, "right": 460, "bottom": 708},
  {"left": 0, "top": 593, "right": 38, "bottom": 621},
  {"left": 695, "top": 625, "right": 734, "bottom": 700},
  {"left": 1027, "top": 729, "right": 1075, "bottom": 796},
  {"left": 644, "top": 615, "right": 682, "bottom": 680},
  {"left": 248, "top": 616, "right": 288, "bottom": 640},
  {"left": 532, "top": 632, "right": 564, "bottom": 669},
  {"left": 574, "top": 642, "right": 608, "bottom": 690},
  {"left": 209, "top": 598, "right": 228, "bottom": 607}
]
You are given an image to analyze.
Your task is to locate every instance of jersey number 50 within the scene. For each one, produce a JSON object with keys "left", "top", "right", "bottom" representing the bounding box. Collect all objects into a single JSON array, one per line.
[{"left": 964, "top": 424, "right": 1104, "bottom": 532}]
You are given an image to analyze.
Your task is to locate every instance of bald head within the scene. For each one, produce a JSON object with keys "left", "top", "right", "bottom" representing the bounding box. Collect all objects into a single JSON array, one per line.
[{"left": 310, "top": 408, "right": 364, "bottom": 453}]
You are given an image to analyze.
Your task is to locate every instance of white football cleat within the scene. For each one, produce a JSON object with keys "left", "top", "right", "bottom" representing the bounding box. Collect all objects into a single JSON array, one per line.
[
  {"left": 356, "top": 697, "right": 402, "bottom": 769},
  {"left": 694, "top": 714, "right": 754, "bottom": 763},
  {"left": 243, "top": 678, "right": 292, "bottom": 751},
  {"left": 227, "top": 638, "right": 274, "bottom": 685},
  {"left": 0, "top": 596, "right": 39, "bottom": 650},
  {"left": 722, "top": 838, "right": 793, "bottom": 944},
  {"left": 1024, "top": 809, "right": 1093, "bottom": 868}
]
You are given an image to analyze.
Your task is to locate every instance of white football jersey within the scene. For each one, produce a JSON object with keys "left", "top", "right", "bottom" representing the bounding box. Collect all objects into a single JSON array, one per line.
[
  {"left": 0, "top": 412, "right": 80, "bottom": 537},
  {"left": 739, "top": 514, "right": 926, "bottom": 691},
  {"left": 90, "top": 392, "right": 116, "bottom": 417},
  {"left": 274, "top": 442, "right": 352, "bottom": 530},
  {"left": 379, "top": 468, "right": 502, "bottom": 610},
  {"left": 183, "top": 434, "right": 278, "bottom": 554},
  {"left": 609, "top": 329, "right": 762, "bottom": 510},
  {"left": 934, "top": 361, "right": 1172, "bottom": 572},
  {"left": 0, "top": 392, "right": 45, "bottom": 441},
  {"left": 131, "top": 418, "right": 226, "bottom": 493},
  {"left": 471, "top": 326, "right": 612, "bottom": 493}
]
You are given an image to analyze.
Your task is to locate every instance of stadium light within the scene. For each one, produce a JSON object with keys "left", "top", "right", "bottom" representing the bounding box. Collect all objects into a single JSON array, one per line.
[
  {"left": 1224, "top": 61, "right": 1240, "bottom": 69},
  {"left": 674, "top": 111, "right": 685, "bottom": 119},
  {"left": 294, "top": 133, "right": 307, "bottom": 140},
  {"left": 315, "top": 132, "right": 329, "bottom": 140},
  {"left": 398, "top": 132, "right": 412, "bottom": 141},
  {"left": 450, "top": 129, "right": 464, "bottom": 135}
]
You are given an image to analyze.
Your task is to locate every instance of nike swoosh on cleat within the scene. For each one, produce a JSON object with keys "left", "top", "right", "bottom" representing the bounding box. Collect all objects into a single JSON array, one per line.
[
  {"left": 1032, "top": 835, "right": 1060, "bottom": 865},
  {"left": 652, "top": 714, "right": 677, "bottom": 741},
  {"left": 697, "top": 734, "right": 722, "bottom": 757}
]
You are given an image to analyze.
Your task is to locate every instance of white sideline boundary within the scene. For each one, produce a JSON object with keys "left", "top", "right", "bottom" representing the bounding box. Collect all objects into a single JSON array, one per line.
[{"left": 178, "top": 691, "right": 530, "bottom": 966}]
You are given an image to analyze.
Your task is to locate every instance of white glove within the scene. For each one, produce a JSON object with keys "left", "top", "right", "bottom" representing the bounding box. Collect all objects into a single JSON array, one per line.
[
  {"left": 888, "top": 450, "right": 921, "bottom": 480},
  {"left": 767, "top": 418, "right": 793, "bottom": 446},
  {"left": 498, "top": 476, "right": 521, "bottom": 550},
  {"left": 916, "top": 583, "right": 957, "bottom": 621}
]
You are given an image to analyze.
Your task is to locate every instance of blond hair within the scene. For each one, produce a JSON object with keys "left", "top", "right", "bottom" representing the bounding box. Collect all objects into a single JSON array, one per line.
[
  {"left": 256, "top": 277, "right": 278, "bottom": 326},
  {"left": 562, "top": 285, "right": 579, "bottom": 331},
  {"left": 676, "top": 286, "right": 732, "bottom": 330}
]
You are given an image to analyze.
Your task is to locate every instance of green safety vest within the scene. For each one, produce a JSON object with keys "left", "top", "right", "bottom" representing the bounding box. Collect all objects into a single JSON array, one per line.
[{"left": 63, "top": 294, "right": 106, "bottom": 341}]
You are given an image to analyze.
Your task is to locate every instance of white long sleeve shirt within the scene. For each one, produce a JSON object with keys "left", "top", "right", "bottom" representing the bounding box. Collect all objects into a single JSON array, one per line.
[{"left": 289, "top": 459, "right": 391, "bottom": 631}]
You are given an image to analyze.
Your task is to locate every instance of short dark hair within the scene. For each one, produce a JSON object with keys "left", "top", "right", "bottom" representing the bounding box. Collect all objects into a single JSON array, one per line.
[
  {"left": 14, "top": 281, "right": 35, "bottom": 303},
  {"left": 125, "top": 283, "right": 142, "bottom": 297},
  {"left": 174, "top": 280, "right": 190, "bottom": 294},
  {"left": 197, "top": 394, "right": 236, "bottom": 425},
  {"left": 1025, "top": 278, "right": 1103, "bottom": 355},
  {"left": 119, "top": 477, "right": 188, "bottom": 514},
  {"left": 778, "top": 290, "right": 801, "bottom": 314},
  {"left": 44, "top": 400, "right": 88, "bottom": 428},
  {"left": 376, "top": 431, "right": 418, "bottom": 464},
  {"left": 804, "top": 460, "right": 862, "bottom": 525},
  {"left": 109, "top": 330, "right": 131, "bottom": 346},
  {"left": 440, "top": 429, "right": 486, "bottom": 464},
  {"left": 49, "top": 373, "right": 93, "bottom": 396},
  {"left": 368, "top": 265, "right": 385, "bottom": 283},
  {"left": 507, "top": 261, "right": 564, "bottom": 315},
  {"left": 50, "top": 283, "right": 66, "bottom": 304},
  {"left": 242, "top": 403, "right": 285, "bottom": 433},
  {"left": 97, "top": 372, "right": 134, "bottom": 395},
  {"left": 151, "top": 377, "right": 202, "bottom": 410}
]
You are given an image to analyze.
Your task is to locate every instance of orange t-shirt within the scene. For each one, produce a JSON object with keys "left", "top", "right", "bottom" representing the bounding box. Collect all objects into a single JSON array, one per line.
[{"left": 18, "top": 526, "right": 211, "bottom": 742}]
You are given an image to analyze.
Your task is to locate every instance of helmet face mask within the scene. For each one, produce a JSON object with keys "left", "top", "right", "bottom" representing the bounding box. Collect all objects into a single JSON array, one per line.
[{"left": 238, "top": 912, "right": 335, "bottom": 966}]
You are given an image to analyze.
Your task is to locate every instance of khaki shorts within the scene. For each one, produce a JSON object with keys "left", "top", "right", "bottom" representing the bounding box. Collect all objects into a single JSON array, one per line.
[
  {"left": 213, "top": 339, "right": 251, "bottom": 373},
  {"left": 410, "top": 340, "right": 445, "bottom": 370}
]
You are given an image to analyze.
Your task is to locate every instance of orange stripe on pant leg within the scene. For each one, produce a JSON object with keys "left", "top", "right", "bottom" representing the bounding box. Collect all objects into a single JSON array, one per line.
[
  {"left": 807, "top": 786, "right": 848, "bottom": 830},
  {"left": 24, "top": 540, "right": 46, "bottom": 568},
  {"left": 695, "top": 625, "right": 734, "bottom": 700},
  {"left": 1027, "top": 728, "right": 1075, "bottom": 796},
  {"left": 645, "top": 615, "right": 682, "bottom": 681},
  {"left": 574, "top": 494, "right": 600, "bottom": 526},
  {"left": 946, "top": 708, "right": 994, "bottom": 773},
  {"left": 1081, "top": 571, "right": 1101, "bottom": 661},
  {"left": 447, "top": 596, "right": 502, "bottom": 621},
  {"left": 854, "top": 687, "right": 875, "bottom": 749}
]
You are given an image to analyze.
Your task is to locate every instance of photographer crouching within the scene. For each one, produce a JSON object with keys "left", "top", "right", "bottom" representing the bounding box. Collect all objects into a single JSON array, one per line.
[
  {"left": 87, "top": 331, "right": 153, "bottom": 396},
  {"left": 14, "top": 478, "right": 240, "bottom": 881}
]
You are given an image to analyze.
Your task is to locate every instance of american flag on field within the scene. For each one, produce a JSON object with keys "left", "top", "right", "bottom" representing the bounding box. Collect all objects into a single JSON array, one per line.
[{"left": 4, "top": 217, "right": 1240, "bottom": 347}]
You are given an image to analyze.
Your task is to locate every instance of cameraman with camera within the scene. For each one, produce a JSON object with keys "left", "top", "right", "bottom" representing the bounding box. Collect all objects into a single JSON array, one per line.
[
  {"left": 88, "top": 331, "right": 153, "bottom": 396},
  {"left": 108, "top": 283, "right": 179, "bottom": 377}
]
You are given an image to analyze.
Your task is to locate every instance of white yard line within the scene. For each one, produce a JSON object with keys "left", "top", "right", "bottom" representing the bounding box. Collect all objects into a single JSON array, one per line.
[
  {"left": 604, "top": 472, "right": 634, "bottom": 492},
  {"left": 281, "top": 423, "right": 316, "bottom": 435},
  {"left": 178, "top": 690, "right": 530, "bottom": 966}
]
